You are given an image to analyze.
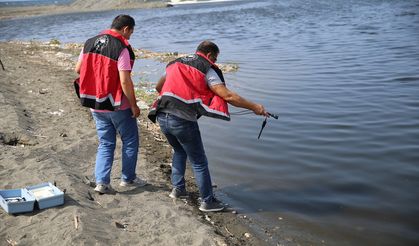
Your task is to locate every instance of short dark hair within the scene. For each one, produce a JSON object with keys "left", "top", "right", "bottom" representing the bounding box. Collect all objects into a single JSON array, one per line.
[
  {"left": 111, "top": 15, "right": 135, "bottom": 30},
  {"left": 196, "top": 40, "right": 219, "bottom": 55}
]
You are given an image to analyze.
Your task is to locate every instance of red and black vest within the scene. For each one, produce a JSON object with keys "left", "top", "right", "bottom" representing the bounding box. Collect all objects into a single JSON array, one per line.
[
  {"left": 78, "top": 29, "right": 135, "bottom": 111},
  {"left": 148, "top": 52, "right": 230, "bottom": 123}
]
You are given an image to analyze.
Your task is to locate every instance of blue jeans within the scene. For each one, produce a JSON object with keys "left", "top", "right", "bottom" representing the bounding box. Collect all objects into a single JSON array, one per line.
[
  {"left": 157, "top": 112, "right": 214, "bottom": 203},
  {"left": 92, "top": 109, "right": 139, "bottom": 185}
]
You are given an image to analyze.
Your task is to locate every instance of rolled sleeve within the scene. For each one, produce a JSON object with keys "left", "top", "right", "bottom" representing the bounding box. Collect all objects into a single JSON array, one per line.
[
  {"left": 117, "top": 48, "right": 132, "bottom": 71},
  {"left": 206, "top": 68, "right": 224, "bottom": 87}
]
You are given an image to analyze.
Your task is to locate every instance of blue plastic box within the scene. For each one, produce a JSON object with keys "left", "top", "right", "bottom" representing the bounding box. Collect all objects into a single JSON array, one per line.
[
  {"left": 26, "top": 183, "right": 64, "bottom": 209},
  {"left": 0, "top": 189, "right": 36, "bottom": 214}
]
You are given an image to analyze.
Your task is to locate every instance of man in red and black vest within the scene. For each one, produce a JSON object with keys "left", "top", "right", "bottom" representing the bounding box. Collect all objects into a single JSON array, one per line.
[
  {"left": 148, "top": 41, "right": 268, "bottom": 212},
  {"left": 75, "top": 15, "right": 147, "bottom": 194}
]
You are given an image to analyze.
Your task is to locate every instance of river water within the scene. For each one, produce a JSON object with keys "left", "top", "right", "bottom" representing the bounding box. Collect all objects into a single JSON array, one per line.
[
  {"left": 0, "top": 0, "right": 72, "bottom": 7},
  {"left": 1, "top": 0, "right": 419, "bottom": 245}
]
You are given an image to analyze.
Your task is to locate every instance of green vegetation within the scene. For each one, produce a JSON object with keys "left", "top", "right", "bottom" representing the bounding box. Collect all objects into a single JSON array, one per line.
[
  {"left": 49, "top": 38, "right": 61, "bottom": 45},
  {"left": 135, "top": 85, "right": 157, "bottom": 106}
]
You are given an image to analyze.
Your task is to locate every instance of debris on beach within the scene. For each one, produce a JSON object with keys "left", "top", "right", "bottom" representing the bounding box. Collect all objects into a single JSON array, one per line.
[
  {"left": 136, "top": 100, "right": 150, "bottom": 110},
  {"left": 64, "top": 43, "right": 83, "bottom": 50},
  {"left": 134, "top": 48, "right": 239, "bottom": 73},
  {"left": 224, "top": 226, "right": 234, "bottom": 237},
  {"left": 205, "top": 214, "right": 215, "bottom": 225},
  {"left": 134, "top": 49, "right": 185, "bottom": 63},
  {"left": 74, "top": 214, "right": 79, "bottom": 230},
  {"left": 153, "top": 136, "right": 165, "bottom": 142},
  {"left": 11, "top": 40, "right": 239, "bottom": 76},
  {"left": 6, "top": 238, "right": 18, "bottom": 246},
  {"left": 114, "top": 221, "right": 128, "bottom": 230},
  {"left": 135, "top": 87, "right": 156, "bottom": 106},
  {"left": 55, "top": 51, "right": 73, "bottom": 60},
  {"left": 48, "top": 109, "right": 64, "bottom": 116},
  {"left": 86, "top": 191, "right": 94, "bottom": 201},
  {"left": 48, "top": 38, "right": 61, "bottom": 46},
  {"left": 217, "top": 63, "right": 239, "bottom": 73},
  {"left": 38, "top": 88, "right": 48, "bottom": 94},
  {"left": 82, "top": 176, "right": 95, "bottom": 188},
  {"left": 0, "top": 58, "right": 5, "bottom": 70},
  {"left": 205, "top": 214, "right": 211, "bottom": 222}
]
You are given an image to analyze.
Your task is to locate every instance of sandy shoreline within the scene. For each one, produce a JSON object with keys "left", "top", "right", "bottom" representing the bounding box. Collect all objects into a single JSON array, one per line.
[
  {"left": 0, "top": 41, "right": 269, "bottom": 245},
  {"left": 0, "top": 1, "right": 170, "bottom": 20}
]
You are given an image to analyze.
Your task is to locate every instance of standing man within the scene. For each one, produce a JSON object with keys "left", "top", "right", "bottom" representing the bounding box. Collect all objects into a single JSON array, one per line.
[
  {"left": 148, "top": 40, "right": 268, "bottom": 212},
  {"left": 75, "top": 15, "right": 147, "bottom": 194}
]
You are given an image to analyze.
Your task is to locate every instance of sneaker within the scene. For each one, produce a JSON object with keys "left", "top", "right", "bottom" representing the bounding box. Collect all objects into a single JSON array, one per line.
[
  {"left": 94, "top": 184, "right": 114, "bottom": 194},
  {"left": 169, "top": 188, "right": 189, "bottom": 199},
  {"left": 119, "top": 177, "right": 148, "bottom": 187},
  {"left": 199, "top": 197, "right": 225, "bottom": 212}
]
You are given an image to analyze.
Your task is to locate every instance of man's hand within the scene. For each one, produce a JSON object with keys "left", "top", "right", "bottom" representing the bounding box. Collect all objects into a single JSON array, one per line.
[
  {"left": 253, "top": 104, "right": 268, "bottom": 117},
  {"left": 131, "top": 105, "right": 141, "bottom": 118},
  {"left": 155, "top": 75, "right": 166, "bottom": 93}
]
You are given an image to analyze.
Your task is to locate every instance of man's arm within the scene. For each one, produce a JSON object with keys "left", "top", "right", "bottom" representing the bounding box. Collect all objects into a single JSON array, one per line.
[
  {"left": 120, "top": 70, "right": 140, "bottom": 118},
  {"left": 155, "top": 75, "right": 166, "bottom": 93},
  {"left": 75, "top": 60, "right": 82, "bottom": 74},
  {"left": 75, "top": 49, "right": 83, "bottom": 74},
  {"left": 210, "top": 84, "right": 268, "bottom": 116}
]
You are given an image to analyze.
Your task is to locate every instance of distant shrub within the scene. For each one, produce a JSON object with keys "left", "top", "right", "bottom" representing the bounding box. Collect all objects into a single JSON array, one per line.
[{"left": 49, "top": 39, "right": 61, "bottom": 45}]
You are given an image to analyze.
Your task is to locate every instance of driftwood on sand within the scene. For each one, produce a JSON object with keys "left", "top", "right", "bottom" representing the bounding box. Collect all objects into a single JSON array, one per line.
[{"left": 0, "top": 58, "right": 5, "bottom": 70}]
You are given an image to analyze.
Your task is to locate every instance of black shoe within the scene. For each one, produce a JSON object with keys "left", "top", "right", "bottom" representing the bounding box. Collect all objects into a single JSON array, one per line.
[
  {"left": 169, "top": 188, "right": 189, "bottom": 199},
  {"left": 199, "top": 197, "right": 224, "bottom": 212}
]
